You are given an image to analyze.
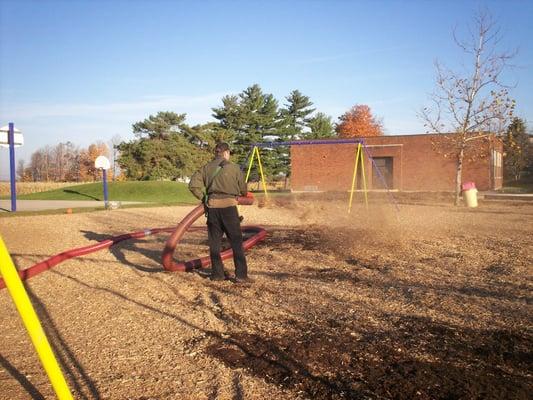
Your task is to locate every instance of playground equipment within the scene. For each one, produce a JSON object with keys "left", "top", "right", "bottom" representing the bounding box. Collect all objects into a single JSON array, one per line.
[
  {"left": 244, "top": 138, "right": 400, "bottom": 212},
  {"left": 0, "top": 123, "right": 23, "bottom": 212},
  {"left": 0, "top": 236, "right": 74, "bottom": 399},
  {"left": 348, "top": 142, "right": 368, "bottom": 213}
]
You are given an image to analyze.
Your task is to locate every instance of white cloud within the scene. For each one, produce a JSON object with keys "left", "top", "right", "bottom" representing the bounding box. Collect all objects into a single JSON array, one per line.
[
  {"left": 1, "top": 92, "right": 228, "bottom": 122},
  {"left": 294, "top": 46, "right": 412, "bottom": 65},
  {"left": 0, "top": 92, "right": 234, "bottom": 177}
]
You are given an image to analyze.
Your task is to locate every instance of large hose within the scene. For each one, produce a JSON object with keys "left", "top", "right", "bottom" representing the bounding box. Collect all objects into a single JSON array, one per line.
[
  {"left": 161, "top": 199, "right": 267, "bottom": 271},
  {"left": 0, "top": 227, "right": 174, "bottom": 290},
  {"left": 0, "top": 200, "right": 266, "bottom": 290}
]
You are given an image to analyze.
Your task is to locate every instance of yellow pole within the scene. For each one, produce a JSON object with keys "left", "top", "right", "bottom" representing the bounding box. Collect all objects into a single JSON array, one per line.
[
  {"left": 360, "top": 145, "right": 369, "bottom": 209},
  {"left": 0, "top": 237, "right": 73, "bottom": 400},
  {"left": 348, "top": 144, "right": 361, "bottom": 213},
  {"left": 244, "top": 147, "right": 257, "bottom": 183},
  {"left": 254, "top": 146, "right": 269, "bottom": 199}
]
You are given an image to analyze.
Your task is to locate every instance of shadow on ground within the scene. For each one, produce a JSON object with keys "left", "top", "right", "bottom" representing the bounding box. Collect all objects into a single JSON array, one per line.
[
  {"left": 206, "top": 315, "right": 532, "bottom": 400},
  {"left": 63, "top": 190, "right": 100, "bottom": 201}
]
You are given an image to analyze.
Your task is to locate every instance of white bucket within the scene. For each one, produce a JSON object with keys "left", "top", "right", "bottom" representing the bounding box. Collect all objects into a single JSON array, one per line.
[{"left": 464, "top": 189, "right": 478, "bottom": 208}]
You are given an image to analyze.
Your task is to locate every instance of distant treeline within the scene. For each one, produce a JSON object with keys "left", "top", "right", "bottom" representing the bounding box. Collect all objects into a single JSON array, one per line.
[
  {"left": 116, "top": 84, "right": 385, "bottom": 181},
  {"left": 19, "top": 84, "right": 389, "bottom": 182},
  {"left": 19, "top": 84, "right": 532, "bottom": 184},
  {"left": 18, "top": 141, "right": 117, "bottom": 182},
  {"left": 117, "top": 85, "right": 337, "bottom": 181}
]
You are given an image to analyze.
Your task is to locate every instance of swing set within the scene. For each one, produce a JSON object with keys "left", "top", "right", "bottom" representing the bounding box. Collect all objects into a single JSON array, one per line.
[{"left": 243, "top": 138, "right": 398, "bottom": 213}]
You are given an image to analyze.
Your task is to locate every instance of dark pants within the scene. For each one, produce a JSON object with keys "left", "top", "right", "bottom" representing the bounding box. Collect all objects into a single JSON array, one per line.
[{"left": 207, "top": 206, "right": 248, "bottom": 279}]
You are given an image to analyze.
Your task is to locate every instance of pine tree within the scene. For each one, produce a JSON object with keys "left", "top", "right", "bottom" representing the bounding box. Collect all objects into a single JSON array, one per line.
[
  {"left": 118, "top": 112, "right": 210, "bottom": 180},
  {"left": 212, "top": 95, "right": 243, "bottom": 142},
  {"left": 305, "top": 112, "right": 336, "bottom": 139},
  {"left": 212, "top": 84, "right": 280, "bottom": 178},
  {"left": 275, "top": 90, "right": 316, "bottom": 177},
  {"left": 132, "top": 111, "right": 188, "bottom": 139},
  {"left": 279, "top": 90, "right": 316, "bottom": 141}
]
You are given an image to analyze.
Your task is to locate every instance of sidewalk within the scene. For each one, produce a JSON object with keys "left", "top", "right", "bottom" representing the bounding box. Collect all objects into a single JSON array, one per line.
[
  {"left": 0, "top": 200, "right": 142, "bottom": 212},
  {"left": 482, "top": 192, "right": 533, "bottom": 201}
]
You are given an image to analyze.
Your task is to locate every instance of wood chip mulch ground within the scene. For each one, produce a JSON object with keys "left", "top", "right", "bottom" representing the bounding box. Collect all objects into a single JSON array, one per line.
[{"left": 0, "top": 198, "right": 532, "bottom": 399}]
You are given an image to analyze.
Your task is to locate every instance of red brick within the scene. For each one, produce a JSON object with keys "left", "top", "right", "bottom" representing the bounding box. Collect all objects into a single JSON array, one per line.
[{"left": 290, "top": 134, "right": 503, "bottom": 191}]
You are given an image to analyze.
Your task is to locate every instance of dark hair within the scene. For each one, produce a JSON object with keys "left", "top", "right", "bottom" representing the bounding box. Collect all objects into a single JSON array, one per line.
[{"left": 214, "top": 142, "right": 230, "bottom": 156}]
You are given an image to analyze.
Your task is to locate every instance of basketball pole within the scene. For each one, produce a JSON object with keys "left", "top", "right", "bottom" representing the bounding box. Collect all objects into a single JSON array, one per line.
[{"left": 8, "top": 123, "right": 16, "bottom": 212}]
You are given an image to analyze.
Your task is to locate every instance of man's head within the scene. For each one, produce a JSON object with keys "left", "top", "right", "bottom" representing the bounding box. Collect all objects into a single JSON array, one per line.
[{"left": 214, "top": 142, "right": 231, "bottom": 160}]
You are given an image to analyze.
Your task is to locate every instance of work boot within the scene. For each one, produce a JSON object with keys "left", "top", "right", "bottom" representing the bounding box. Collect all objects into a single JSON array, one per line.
[{"left": 210, "top": 269, "right": 230, "bottom": 281}]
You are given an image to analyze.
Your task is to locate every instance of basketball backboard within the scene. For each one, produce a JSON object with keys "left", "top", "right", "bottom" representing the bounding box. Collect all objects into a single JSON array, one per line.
[
  {"left": 95, "top": 155, "right": 110, "bottom": 170},
  {"left": 0, "top": 126, "right": 23, "bottom": 147}
]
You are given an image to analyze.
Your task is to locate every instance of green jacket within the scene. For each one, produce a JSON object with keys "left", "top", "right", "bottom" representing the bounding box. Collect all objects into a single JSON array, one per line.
[{"left": 188, "top": 157, "right": 247, "bottom": 201}]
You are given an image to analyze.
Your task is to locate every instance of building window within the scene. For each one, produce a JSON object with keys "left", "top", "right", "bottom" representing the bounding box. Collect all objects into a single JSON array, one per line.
[{"left": 492, "top": 150, "right": 502, "bottom": 179}]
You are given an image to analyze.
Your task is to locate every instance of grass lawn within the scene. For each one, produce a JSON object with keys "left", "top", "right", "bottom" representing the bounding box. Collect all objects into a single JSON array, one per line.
[{"left": 11, "top": 181, "right": 198, "bottom": 203}]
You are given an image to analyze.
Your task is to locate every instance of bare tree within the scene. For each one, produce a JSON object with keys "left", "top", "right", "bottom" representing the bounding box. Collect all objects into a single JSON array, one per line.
[
  {"left": 16, "top": 159, "right": 25, "bottom": 181},
  {"left": 109, "top": 134, "right": 122, "bottom": 181},
  {"left": 419, "top": 10, "right": 516, "bottom": 205},
  {"left": 43, "top": 145, "right": 52, "bottom": 181},
  {"left": 63, "top": 141, "right": 80, "bottom": 181},
  {"left": 52, "top": 142, "right": 67, "bottom": 181},
  {"left": 25, "top": 142, "right": 81, "bottom": 182}
]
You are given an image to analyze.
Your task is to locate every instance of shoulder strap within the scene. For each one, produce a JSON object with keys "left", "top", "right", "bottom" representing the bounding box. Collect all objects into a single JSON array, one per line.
[{"left": 205, "top": 160, "right": 227, "bottom": 195}]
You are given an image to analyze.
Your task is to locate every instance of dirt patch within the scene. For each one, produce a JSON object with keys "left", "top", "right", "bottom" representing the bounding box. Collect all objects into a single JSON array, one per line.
[{"left": 0, "top": 199, "right": 532, "bottom": 399}]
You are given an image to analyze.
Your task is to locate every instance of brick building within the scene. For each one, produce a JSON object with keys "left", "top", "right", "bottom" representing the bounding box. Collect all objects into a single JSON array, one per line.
[{"left": 290, "top": 134, "right": 503, "bottom": 192}]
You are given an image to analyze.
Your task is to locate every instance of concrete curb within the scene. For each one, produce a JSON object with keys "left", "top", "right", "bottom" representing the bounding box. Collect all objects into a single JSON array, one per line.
[
  {"left": 0, "top": 200, "right": 144, "bottom": 212},
  {"left": 482, "top": 193, "right": 533, "bottom": 201}
]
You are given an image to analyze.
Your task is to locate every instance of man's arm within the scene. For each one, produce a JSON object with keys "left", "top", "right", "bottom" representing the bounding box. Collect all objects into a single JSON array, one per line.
[
  {"left": 188, "top": 169, "right": 205, "bottom": 200},
  {"left": 237, "top": 167, "right": 248, "bottom": 196}
]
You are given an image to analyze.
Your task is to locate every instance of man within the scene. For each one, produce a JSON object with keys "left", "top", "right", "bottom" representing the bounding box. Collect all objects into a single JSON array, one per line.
[{"left": 188, "top": 142, "right": 252, "bottom": 283}]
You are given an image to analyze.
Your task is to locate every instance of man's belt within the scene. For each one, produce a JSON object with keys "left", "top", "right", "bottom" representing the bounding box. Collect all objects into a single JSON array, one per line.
[
  {"left": 208, "top": 193, "right": 238, "bottom": 199},
  {"left": 207, "top": 197, "right": 238, "bottom": 208}
]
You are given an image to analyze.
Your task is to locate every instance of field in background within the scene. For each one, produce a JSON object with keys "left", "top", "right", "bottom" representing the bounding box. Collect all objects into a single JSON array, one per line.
[
  {"left": 0, "top": 179, "right": 288, "bottom": 198},
  {"left": 9, "top": 181, "right": 198, "bottom": 203},
  {"left": 0, "top": 181, "right": 85, "bottom": 197}
]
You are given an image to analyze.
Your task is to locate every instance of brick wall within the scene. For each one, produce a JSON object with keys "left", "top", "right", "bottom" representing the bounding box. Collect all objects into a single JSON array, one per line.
[{"left": 291, "top": 134, "right": 502, "bottom": 191}]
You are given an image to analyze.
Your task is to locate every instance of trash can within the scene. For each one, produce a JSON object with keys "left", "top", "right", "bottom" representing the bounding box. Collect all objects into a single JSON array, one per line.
[{"left": 462, "top": 181, "right": 478, "bottom": 208}]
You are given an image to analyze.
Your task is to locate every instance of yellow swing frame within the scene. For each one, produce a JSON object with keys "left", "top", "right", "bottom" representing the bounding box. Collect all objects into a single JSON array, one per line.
[
  {"left": 0, "top": 236, "right": 73, "bottom": 399},
  {"left": 245, "top": 146, "right": 269, "bottom": 198},
  {"left": 348, "top": 143, "right": 369, "bottom": 213},
  {"left": 245, "top": 143, "right": 368, "bottom": 213}
]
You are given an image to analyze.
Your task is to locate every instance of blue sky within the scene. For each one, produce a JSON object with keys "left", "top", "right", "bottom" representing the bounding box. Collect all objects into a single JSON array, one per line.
[{"left": 1, "top": 0, "right": 532, "bottom": 179}]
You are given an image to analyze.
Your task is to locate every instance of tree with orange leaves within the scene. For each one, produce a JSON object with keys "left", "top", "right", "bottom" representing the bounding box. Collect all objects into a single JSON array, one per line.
[
  {"left": 78, "top": 142, "right": 109, "bottom": 181},
  {"left": 336, "top": 104, "right": 383, "bottom": 137}
]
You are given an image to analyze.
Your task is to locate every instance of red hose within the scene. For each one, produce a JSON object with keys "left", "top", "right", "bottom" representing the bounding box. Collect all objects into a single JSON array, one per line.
[
  {"left": 161, "top": 200, "right": 267, "bottom": 271},
  {"left": 0, "top": 201, "right": 266, "bottom": 290}
]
